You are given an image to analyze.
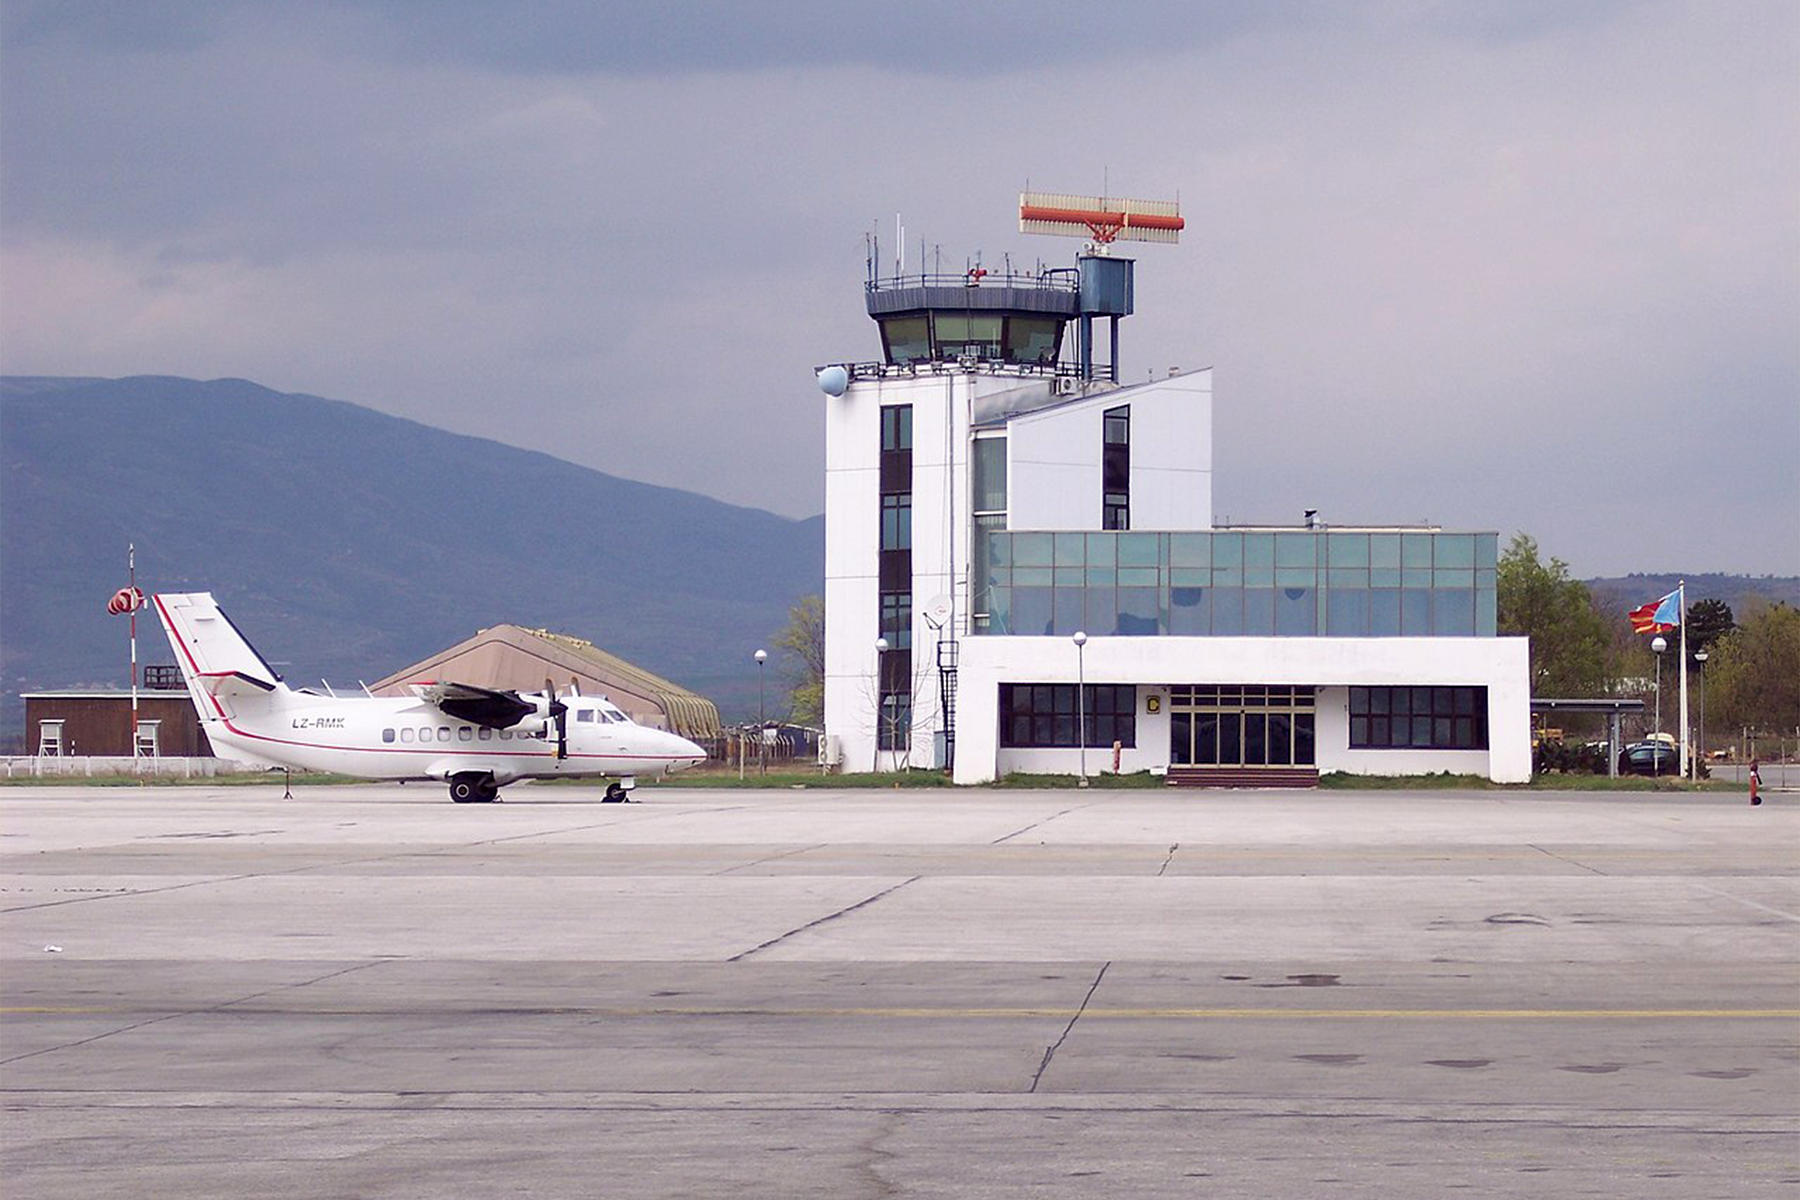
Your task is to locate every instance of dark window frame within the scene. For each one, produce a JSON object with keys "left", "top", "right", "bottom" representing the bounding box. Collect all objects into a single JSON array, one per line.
[
  {"left": 880, "top": 590, "right": 912, "bottom": 651},
  {"left": 880, "top": 492, "right": 912, "bottom": 550},
  {"left": 999, "top": 683, "right": 1137, "bottom": 749},
  {"left": 1102, "top": 405, "right": 1130, "bottom": 530},
  {"left": 878, "top": 690, "right": 912, "bottom": 751},
  {"left": 1348, "top": 686, "right": 1487, "bottom": 750}
]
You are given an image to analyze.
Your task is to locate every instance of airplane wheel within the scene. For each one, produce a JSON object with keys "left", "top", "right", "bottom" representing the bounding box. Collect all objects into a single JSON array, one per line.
[
  {"left": 603, "top": 783, "right": 626, "bottom": 803},
  {"left": 476, "top": 778, "right": 500, "bottom": 803},
  {"left": 449, "top": 774, "right": 484, "bottom": 803}
]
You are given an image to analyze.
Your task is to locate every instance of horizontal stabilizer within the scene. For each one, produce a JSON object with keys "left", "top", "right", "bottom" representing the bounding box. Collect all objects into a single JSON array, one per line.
[
  {"left": 195, "top": 670, "right": 279, "bottom": 701},
  {"left": 154, "top": 593, "right": 281, "bottom": 688}
]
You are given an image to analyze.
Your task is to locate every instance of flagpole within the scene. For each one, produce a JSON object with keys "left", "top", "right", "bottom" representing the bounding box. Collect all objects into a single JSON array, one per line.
[
  {"left": 129, "top": 543, "right": 139, "bottom": 757},
  {"left": 1678, "top": 579, "right": 1690, "bottom": 780}
]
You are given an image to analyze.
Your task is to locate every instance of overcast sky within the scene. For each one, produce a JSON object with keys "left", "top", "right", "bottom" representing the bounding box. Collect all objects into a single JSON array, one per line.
[{"left": 4, "top": 0, "right": 1796, "bottom": 577}]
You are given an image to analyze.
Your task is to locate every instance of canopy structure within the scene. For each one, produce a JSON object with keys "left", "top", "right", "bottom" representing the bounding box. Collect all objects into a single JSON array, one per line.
[{"left": 371, "top": 625, "right": 720, "bottom": 740}]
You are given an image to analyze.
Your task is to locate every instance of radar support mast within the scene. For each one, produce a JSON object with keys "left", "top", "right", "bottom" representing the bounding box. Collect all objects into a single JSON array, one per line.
[{"left": 1019, "top": 191, "right": 1184, "bottom": 380}]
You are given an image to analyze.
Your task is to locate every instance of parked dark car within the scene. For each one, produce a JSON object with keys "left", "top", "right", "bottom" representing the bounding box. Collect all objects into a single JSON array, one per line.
[{"left": 1618, "top": 740, "right": 1679, "bottom": 776}]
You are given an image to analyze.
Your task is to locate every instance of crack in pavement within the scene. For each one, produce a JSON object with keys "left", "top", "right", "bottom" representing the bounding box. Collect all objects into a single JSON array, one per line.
[
  {"left": 0, "top": 958, "right": 395, "bottom": 1066},
  {"left": 1528, "top": 844, "right": 1608, "bottom": 875},
  {"left": 1157, "top": 843, "right": 1180, "bottom": 876},
  {"left": 711, "top": 844, "right": 827, "bottom": 876},
  {"left": 991, "top": 803, "right": 1094, "bottom": 845},
  {"left": 727, "top": 877, "right": 921, "bottom": 962},
  {"left": 1028, "top": 961, "right": 1110, "bottom": 1094}
]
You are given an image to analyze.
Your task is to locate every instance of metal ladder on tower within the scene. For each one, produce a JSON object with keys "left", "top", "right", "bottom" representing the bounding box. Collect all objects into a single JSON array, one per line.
[{"left": 937, "top": 637, "right": 959, "bottom": 770}]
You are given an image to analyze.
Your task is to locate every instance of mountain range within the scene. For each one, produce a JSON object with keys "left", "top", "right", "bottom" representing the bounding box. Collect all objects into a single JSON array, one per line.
[
  {"left": 1, "top": 375, "right": 821, "bottom": 742},
  {"left": 5, "top": 375, "right": 1793, "bottom": 747}
]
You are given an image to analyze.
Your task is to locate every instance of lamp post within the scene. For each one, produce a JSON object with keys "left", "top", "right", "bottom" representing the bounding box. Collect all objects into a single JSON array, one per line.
[
  {"left": 1651, "top": 634, "right": 1667, "bottom": 777},
  {"left": 1073, "top": 631, "right": 1089, "bottom": 787},
  {"left": 754, "top": 649, "right": 768, "bottom": 777},
  {"left": 1694, "top": 648, "right": 1708, "bottom": 781},
  {"left": 873, "top": 636, "right": 889, "bottom": 773}
]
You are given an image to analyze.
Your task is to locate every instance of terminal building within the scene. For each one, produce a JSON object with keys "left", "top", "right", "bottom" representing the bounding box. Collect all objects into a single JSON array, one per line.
[{"left": 817, "top": 194, "right": 1530, "bottom": 785}]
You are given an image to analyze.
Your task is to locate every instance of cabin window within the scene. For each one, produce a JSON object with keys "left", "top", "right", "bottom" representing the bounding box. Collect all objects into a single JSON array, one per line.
[
  {"left": 399, "top": 728, "right": 414, "bottom": 743},
  {"left": 382, "top": 728, "right": 395, "bottom": 743},
  {"left": 479, "top": 727, "right": 493, "bottom": 741},
  {"left": 437, "top": 728, "right": 451, "bottom": 742},
  {"left": 499, "top": 729, "right": 512, "bottom": 740},
  {"left": 458, "top": 727, "right": 473, "bottom": 742},
  {"left": 576, "top": 710, "right": 595, "bottom": 723}
]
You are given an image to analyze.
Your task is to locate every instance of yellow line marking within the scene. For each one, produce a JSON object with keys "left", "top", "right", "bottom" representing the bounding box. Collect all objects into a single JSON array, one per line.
[{"left": 4, "top": 1006, "right": 1796, "bottom": 1020}]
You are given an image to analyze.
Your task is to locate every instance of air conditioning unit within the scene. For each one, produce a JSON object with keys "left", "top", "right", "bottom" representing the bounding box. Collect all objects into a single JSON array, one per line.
[
  {"left": 1054, "top": 376, "right": 1081, "bottom": 397},
  {"left": 817, "top": 734, "right": 842, "bottom": 768}
]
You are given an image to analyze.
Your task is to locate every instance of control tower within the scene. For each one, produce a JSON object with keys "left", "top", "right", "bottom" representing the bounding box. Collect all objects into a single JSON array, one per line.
[{"left": 815, "top": 194, "right": 1210, "bottom": 773}]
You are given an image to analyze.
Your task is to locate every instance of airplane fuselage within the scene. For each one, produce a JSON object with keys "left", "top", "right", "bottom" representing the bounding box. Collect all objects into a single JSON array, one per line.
[{"left": 207, "top": 691, "right": 704, "bottom": 785}]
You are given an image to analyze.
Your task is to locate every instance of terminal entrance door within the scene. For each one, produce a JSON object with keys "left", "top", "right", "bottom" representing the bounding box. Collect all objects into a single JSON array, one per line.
[{"left": 1170, "top": 685, "right": 1316, "bottom": 769}]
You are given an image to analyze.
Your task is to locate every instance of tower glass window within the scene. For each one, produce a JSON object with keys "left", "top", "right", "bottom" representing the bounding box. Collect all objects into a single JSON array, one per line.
[
  {"left": 880, "top": 317, "right": 931, "bottom": 364},
  {"left": 881, "top": 493, "right": 911, "bottom": 550},
  {"left": 880, "top": 590, "right": 912, "bottom": 650},
  {"left": 881, "top": 405, "right": 912, "bottom": 452}
]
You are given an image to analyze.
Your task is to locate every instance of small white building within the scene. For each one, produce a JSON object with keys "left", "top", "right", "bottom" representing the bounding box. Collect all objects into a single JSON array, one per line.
[{"left": 818, "top": 242, "right": 1529, "bottom": 785}]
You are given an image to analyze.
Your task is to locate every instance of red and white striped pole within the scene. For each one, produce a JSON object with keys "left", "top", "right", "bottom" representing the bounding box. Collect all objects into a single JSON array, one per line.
[
  {"left": 129, "top": 544, "right": 138, "bottom": 750},
  {"left": 107, "top": 556, "right": 146, "bottom": 758}
]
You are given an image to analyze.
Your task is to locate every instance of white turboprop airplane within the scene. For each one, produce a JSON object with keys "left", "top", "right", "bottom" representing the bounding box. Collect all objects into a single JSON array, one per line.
[{"left": 154, "top": 591, "right": 707, "bottom": 802}]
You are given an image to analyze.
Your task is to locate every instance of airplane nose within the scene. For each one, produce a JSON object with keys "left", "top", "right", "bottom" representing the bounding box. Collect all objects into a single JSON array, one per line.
[{"left": 669, "top": 733, "right": 707, "bottom": 769}]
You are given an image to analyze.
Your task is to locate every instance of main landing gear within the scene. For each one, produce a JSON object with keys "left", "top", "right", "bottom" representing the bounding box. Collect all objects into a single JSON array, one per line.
[
  {"left": 603, "top": 782, "right": 634, "bottom": 803},
  {"left": 448, "top": 772, "right": 500, "bottom": 804}
]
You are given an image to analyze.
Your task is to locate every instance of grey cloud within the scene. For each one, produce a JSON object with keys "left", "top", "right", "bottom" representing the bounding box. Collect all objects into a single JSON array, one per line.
[
  {"left": 4, "top": 0, "right": 1662, "bottom": 77},
  {"left": 1, "top": 0, "right": 1794, "bottom": 575}
]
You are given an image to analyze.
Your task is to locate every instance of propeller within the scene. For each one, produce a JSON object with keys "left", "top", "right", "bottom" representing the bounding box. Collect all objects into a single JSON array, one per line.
[{"left": 545, "top": 678, "right": 568, "bottom": 760}]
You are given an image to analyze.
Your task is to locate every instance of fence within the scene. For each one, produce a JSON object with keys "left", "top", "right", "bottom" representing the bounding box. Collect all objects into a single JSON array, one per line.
[{"left": 2, "top": 756, "right": 253, "bottom": 779}]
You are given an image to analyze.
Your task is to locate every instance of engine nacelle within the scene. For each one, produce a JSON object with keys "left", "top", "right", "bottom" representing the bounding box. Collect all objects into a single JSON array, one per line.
[{"left": 506, "top": 692, "right": 562, "bottom": 737}]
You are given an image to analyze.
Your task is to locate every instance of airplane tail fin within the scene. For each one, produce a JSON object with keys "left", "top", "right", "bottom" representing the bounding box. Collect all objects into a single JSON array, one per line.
[{"left": 152, "top": 592, "right": 284, "bottom": 719}]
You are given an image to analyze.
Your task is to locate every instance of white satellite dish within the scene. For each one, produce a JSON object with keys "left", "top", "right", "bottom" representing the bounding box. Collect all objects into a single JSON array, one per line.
[
  {"left": 925, "top": 595, "right": 951, "bottom": 625},
  {"left": 817, "top": 365, "right": 849, "bottom": 397}
]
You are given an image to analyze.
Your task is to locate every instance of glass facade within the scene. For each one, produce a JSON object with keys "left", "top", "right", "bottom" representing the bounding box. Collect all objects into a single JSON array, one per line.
[{"left": 976, "top": 530, "right": 1498, "bottom": 638}]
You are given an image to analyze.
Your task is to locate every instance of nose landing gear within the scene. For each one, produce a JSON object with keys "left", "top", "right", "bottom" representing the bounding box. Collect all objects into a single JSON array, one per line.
[{"left": 449, "top": 772, "right": 500, "bottom": 803}]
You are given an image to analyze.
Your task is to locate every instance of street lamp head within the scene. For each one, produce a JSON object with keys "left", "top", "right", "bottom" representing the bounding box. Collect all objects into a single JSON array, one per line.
[
  {"left": 1072, "top": 631, "right": 1088, "bottom": 647},
  {"left": 1651, "top": 635, "right": 1667, "bottom": 654},
  {"left": 874, "top": 637, "right": 889, "bottom": 653},
  {"left": 754, "top": 649, "right": 767, "bottom": 664},
  {"left": 1695, "top": 649, "right": 1708, "bottom": 663}
]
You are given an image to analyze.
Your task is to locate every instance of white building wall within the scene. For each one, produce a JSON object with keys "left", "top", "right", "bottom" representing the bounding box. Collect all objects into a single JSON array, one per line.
[
  {"left": 954, "top": 635, "right": 1532, "bottom": 785},
  {"left": 823, "top": 370, "right": 1060, "bottom": 772},
  {"left": 1007, "top": 370, "right": 1212, "bottom": 531}
]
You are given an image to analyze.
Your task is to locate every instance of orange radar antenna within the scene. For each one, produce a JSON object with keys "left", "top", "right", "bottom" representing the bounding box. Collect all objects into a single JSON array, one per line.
[{"left": 1018, "top": 191, "right": 1184, "bottom": 245}]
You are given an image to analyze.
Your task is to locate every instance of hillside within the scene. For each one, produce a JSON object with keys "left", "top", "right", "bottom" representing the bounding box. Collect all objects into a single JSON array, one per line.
[
  {"left": 1, "top": 376, "right": 822, "bottom": 739},
  {"left": 1584, "top": 573, "right": 1800, "bottom": 618}
]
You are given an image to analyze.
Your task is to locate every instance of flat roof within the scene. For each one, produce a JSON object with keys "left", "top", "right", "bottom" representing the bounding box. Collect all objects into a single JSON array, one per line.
[{"left": 22, "top": 689, "right": 192, "bottom": 699}]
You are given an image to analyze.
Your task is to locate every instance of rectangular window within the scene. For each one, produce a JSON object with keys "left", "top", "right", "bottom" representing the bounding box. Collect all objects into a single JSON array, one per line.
[
  {"left": 881, "top": 405, "right": 913, "bottom": 451},
  {"left": 382, "top": 728, "right": 396, "bottom": 743},
  {"left": 1102, "top": 405, "right": 1130, "bottom": 530},
  {"left": 880, "top": 590, "right": 912, "bottom": 650},
  {"left": 1004, "top": 316, "right": 1061, "bottom": 364},
  {"left": 881, "top": 317, "right": 930, "bottom": 365},
  {"left": 1348, "top": 687, "right": 1487, "bottom": 749},
  {"left": 999, "top": 684, "right": 1136, "bottom": 748},
  {"left": 878, "top": 691, "right": 911, "bottom": 751},
  {"left": 972, "top": 436, "right": 1007, "bottom": 514},
  {"left": 881, "top": 492, "right": 912, "bottom": 550}
]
